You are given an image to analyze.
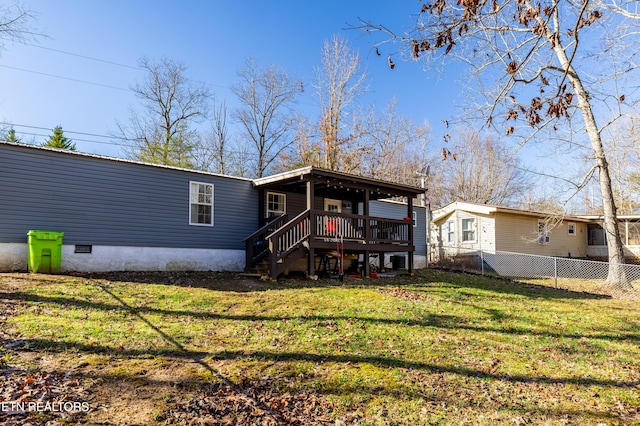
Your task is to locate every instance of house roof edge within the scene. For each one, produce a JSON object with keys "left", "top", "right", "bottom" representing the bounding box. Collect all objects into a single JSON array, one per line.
[{"left": 0, "top": 140, "right": 254, "bottom": 182}]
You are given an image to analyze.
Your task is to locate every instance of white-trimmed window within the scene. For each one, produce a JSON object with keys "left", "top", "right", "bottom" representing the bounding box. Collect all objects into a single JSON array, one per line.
[
  {"left": 567, "top": 222, "right": 576, "bottom": 236},
  {"left": 266, "top": 192, "right": 286, "bottom": 218},
  {"left": 447, "top": 221, "right": 455, "bottom": 243},
  {"left": 628, "top": 222, "right": 640, "bottom": 245},
  {"left": 461, "top": 218, "right": 476, "bottom": 242},
  {"left": 537, "top": 220, "right": 550, "bottom": 244},
  {"left": 189, "top": 182, "right": 214, "bottom": 226}
]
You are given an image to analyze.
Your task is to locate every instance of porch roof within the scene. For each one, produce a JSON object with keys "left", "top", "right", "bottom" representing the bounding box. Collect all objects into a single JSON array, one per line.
[{"left": 253, "top": 166, "right": 425, "bottom": 200}]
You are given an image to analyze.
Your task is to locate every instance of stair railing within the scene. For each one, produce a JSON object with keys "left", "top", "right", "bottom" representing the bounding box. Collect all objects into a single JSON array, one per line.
[
  {"left": 266, "top": 209, "right": 311, "bottom": 278},
  {"left": 243, "top": 214, "right": 288, "bottom": 271}
]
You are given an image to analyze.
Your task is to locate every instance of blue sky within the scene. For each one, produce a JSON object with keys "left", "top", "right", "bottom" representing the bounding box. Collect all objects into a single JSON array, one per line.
[{"left": 0, "top": 1, "right": 465, "bottom": 157}]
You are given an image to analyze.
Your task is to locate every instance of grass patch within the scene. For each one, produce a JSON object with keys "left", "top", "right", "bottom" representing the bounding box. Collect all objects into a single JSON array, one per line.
[{"left": 1, "top": 270, "right": 639, "bottom": 424}]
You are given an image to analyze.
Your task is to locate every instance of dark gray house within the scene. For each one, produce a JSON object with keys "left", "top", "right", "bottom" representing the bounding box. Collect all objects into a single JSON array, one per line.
[{"left": 0, "top": 142, "right": 428, "bottom": 278}]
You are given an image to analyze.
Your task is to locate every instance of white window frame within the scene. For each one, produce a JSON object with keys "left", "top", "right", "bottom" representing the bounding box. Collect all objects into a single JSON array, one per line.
[
  {"left": 446, "top": 221, "right": 455, "bottom": 244},
  {"left": 537, "top": 220, "right": 550, "bottom": 244},
  {"left": 189, "top": 181, "right": 214, "bottom": 226},
  {"left": 461, "top": 218, "right": 476, "bottom": 243},
  {"left": 266, "top": 192, "right": 286, "bottom": 218},
  {"left": 567, "top": 222, "right": 576, "bottom": 236}
]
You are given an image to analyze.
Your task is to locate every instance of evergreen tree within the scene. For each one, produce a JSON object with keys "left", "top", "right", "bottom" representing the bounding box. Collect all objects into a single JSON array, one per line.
[
  {"left": 2, "top": 128, "right": 21, "bottom": 142},
  {"left": 43, "top": 126, "right": 75, "bottom": 150}
]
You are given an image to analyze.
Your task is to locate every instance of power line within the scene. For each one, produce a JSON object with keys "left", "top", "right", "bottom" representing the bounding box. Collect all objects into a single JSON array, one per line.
[
  {"left": 0, "top": 122, "right": 135, "bottom": 141},
  {"left": 1, "top": 122, "right": 262, "bottom": 158},
  {"left": 1, "top": 122, "right": 135, "bottom": 147},
  {"left": 10, "top": 42, "right": 233, "bottom": 94},
  {"left": 6, "top": 45, "right": 316, "bottom": 106},
  {"left": 0, "top": 64, "right": 130, "bottom": 91},
  {"left": 9, "top": 129, "right": 262, "bottom": 160},
  {"left": 5, "top": 130, "right": 121, "bottom": 146},
  {"left": 22, "top": 42, "right": 143, "bottom": 71}
]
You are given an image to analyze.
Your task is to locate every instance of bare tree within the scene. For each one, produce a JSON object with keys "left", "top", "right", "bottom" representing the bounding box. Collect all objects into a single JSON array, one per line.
[
  {"left": 116, "top": 57, "right": 211, "bottom": 168},
  {"left": 192, "top": 99, "right": 231, "bottom": 174},
  {"left": 358, "top": 99, "right": 431, "bottom": 185},
  {"left": 232, "top": 57, "right": 302, "bottom": 178},
  {"left": 519, "top": 195, "right": 566, "bottom": 215},
  {"left": 428, "top": 130, "right": 529, "bottom": 208},
  {"left": 227, "top": 143, "right": 253, "bottom": 178},
  {"left": 314, "top": 34, "right": 368, "bottom": 171},
  {"left": 275, "top": 116, "right": 323, "bottom": 172},
  {"left": 600, "top": 115, "right": 640, "bottom": 214},
  {"left": 209, "top": 100, "right": 229, "bottom": 175},
  {"left": 0, "top": 3, "right": 38, "bottom": 51},
  {"left": 359, "top": 0, "right": 640, "bottom": 286},
  {"left": 283, "top": 99, "right": 431, "bottom": 185}
]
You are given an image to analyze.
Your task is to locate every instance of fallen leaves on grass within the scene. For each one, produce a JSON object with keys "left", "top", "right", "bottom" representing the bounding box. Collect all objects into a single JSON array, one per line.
[
  {"left": 162, "top": 377, "right": 334, "bottom": 425},
  {"left": 378, "top": 287, "right": 428, "bottom": 302},
  {"left": 0, "top": 367, "right": 92, "bottom": 425}
]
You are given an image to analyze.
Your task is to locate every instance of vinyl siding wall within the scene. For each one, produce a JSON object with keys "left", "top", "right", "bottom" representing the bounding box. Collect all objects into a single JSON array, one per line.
[
  {"left": 369, "top": 200, "right": 427, "bottom": 257},
  {"left": 494, "top": 212, "right": 588, "bottom": 257},
  {"left": 432, "top": 211, "right": 495, "bottom": 258},
  {"left": 0, "top": 144, "right": 258, "bottom": 250}
]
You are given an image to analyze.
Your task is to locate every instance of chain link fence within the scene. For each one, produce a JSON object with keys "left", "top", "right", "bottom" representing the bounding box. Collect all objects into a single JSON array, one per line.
[{"left": 433, "top": 247, "right": 640, "bottom": 300}]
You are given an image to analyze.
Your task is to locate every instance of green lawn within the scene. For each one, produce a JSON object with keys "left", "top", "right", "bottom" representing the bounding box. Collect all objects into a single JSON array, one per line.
[{"left": 2, "top": 270, "right": 639, "bottom": 425}]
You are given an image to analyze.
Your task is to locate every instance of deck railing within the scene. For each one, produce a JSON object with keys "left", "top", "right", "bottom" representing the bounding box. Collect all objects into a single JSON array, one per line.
[
  {"left": 245, "top": 210, "right": 413, "bottom": 277},
  {"left": 266, "top": 210, "right": 311, "bottom": 277},
  {"left": 368, "top": 217, "right": 411, "bottom": 244},
  {"left": 311, "top": 210, "right": 411, "bottom": 245},
  {"left": 314, "top": 211, "right": 365, "bottom": 241}
]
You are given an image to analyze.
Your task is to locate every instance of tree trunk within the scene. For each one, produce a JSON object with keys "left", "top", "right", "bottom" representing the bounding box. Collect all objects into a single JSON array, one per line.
[{"left": 552, "top": 47, "right": 628, "bottom": 287}]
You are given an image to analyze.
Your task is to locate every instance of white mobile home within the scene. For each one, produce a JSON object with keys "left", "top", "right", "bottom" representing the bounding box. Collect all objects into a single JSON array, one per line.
[{"left": 430, "top": 202, "right": 591, "bottom": 260}]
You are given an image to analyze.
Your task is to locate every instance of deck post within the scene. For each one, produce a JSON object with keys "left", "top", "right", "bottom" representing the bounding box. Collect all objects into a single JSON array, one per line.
[
  {"left": 408, "top": 196, "right": 414, "bottom": 275},
  {"left": 269, "top": 239, "right": 277, "bottom": 281},
  {"left": 363, "top": 190, "right": 371, "bottom": 277},
  {"left": 307, "top": 179, "right": 316, "bottom": 278},
  {"left": 364, "top": 250, "right": 370, "bottom": 277},
  {"left": 363, "top": 190, "right": 370, "bottom": 242}
]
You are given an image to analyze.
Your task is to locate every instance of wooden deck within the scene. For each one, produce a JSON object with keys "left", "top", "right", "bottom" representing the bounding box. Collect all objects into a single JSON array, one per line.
[
  {"left": 245, "top": 210, "right": 414, "bottom": 279},
  {"left": 245, "top": 167, "right": 425, "bottom": 280}
]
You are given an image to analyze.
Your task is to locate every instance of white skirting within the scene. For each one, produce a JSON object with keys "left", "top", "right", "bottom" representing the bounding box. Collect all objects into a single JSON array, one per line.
[{"left": 0, "top": 243, "right": 245, "bottom": 272}]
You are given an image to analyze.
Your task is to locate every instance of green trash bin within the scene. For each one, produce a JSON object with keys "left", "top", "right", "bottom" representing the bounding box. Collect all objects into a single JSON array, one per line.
[{"left": 27, "top": 230, "right": 64, "bottom": 274}]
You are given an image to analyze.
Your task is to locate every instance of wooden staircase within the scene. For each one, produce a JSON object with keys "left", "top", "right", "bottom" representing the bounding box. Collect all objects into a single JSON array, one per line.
[
  {"left": 242, "top": 258, "right": 270, "bottom": 280},
  {"left": 244, "top": 210, "right": 311, "bottom": 280}
]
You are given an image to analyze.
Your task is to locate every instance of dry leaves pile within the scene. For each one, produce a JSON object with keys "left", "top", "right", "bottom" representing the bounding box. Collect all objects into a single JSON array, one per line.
[
  {"left": 378, "top": 287, "right": 428, "bottom": 302},
  {"left": 1, "top": 285, "right": 90, "bottom": 425},
  {"left": 162, "top": 378, "right": 335, "bottom": 425},
  {"left": 0, "top": 368, "right": 91, "bottom": 425}
]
